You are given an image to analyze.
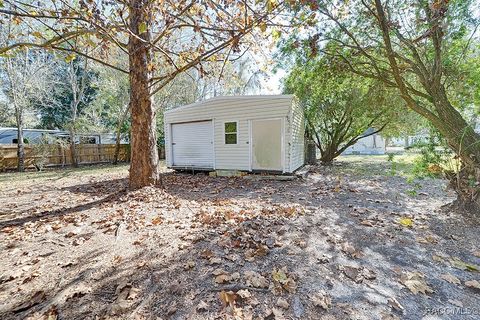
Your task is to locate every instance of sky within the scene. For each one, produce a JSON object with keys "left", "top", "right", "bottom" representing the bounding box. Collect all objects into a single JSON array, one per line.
[{"left": 261, "top": 68, "right": 286, "bottom": 95}]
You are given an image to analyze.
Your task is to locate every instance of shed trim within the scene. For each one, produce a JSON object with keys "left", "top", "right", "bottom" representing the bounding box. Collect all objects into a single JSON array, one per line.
[{"left": 212, "top": 118, "right": 216, "bottom": 169}]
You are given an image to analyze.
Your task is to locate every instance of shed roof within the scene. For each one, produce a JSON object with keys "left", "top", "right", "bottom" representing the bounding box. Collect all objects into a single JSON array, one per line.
[{"left": 164, "top": 95, "right": 295, "bottom": 114}]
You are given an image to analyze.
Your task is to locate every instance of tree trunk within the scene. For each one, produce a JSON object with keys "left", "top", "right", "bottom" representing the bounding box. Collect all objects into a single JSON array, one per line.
[
  {"left": 431, "top": 93, "right": 480, "bottom": 211},
  {"left": 319, "top": 141, "right": 339, "bottom": 164},
  {"left": 128, "top": 0, "right": 159, "bottom": 189},
  {"left": 305, "top": 139, "right": 317, "bottom": 165},
  {"left": 69, "top": 130, "right": 78, "bottom": 167},
  {"left": 320, "top": 149, "right": 336, "bottom": 164},
  {"left": 432, "top": 87, "right": 480, "bottom": 167},
  {"left": 10, "top": 64, "right": 24, "bottom": 172},
  {"left": 17, "top": 121, "right": 25, "bottom": 172},
  {"left": 113, "top": 104, "right": 129, "bottom": 165},
  {"left": 446, "top": 166, "right": 480, "bottom": 212}
]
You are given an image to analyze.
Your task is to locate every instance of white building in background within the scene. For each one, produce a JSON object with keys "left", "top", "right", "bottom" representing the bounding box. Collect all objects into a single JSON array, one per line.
[
  {"left": 342, "top": 128, "right": 386, "bottom": 155},
  {"left": 389, "top": 133, "right": 429, "bottom": 147},
  {"left": 164, "top": 95, "right": 305, "bottom": 173},
  {"left": 0, "top": 127, "right": 127, "bottom": 145}
]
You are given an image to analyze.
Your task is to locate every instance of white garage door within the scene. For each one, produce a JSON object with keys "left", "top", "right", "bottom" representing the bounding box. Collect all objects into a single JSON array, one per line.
[{"left": 171, "top": 121, "right": 214, "bottom": 168}]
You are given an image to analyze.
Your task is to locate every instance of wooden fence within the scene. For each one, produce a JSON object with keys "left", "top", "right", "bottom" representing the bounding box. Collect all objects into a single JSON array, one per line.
[{"left": 0, "top": 144, "right": 130, "bottom": 171}]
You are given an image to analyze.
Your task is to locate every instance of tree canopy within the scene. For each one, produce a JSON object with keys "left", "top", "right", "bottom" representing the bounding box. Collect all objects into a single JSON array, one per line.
[
  {"left": 280, "top": 0, "right": 480, "bottom": 210},
  {"left": 284, "top": 54, "right": 411, "bottom": 163}
]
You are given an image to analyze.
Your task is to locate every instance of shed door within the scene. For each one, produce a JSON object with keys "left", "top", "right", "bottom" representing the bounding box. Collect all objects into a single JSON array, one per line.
[
  {"left": 171, "top": 121, "right": 213, "bottom": 168},
  {"left": 251, "top": 119, "right": 283, "bottom": 171}
]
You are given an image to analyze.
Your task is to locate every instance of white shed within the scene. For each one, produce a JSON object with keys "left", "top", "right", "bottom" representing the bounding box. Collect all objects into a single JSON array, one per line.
[{"left": 164, "top": 95, "right": 304, "bottom": 173}]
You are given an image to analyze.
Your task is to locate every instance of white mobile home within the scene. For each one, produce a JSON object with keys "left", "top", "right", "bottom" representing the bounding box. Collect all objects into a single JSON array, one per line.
[
  {"left": 0, "top": 127, "right": 127, "bottom": 145},
  {"left": 164, "top": 95, "right": 304, "bottom": 173}
]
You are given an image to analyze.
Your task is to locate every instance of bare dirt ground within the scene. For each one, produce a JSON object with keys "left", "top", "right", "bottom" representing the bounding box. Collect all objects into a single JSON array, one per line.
[{"left": 0, "top": 157, "right": 479, "bottom": 320}]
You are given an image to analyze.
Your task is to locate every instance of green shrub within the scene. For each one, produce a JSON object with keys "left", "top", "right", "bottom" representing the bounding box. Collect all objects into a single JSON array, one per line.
[
  {"left": 386, "top": 153, "right": 397, "bottom": 175},
  {"left": 410, "top": 132, "right": 451, "bottom": 178},
  {"left": 387, "top": 153, "right": 395, "bottom": 162}
]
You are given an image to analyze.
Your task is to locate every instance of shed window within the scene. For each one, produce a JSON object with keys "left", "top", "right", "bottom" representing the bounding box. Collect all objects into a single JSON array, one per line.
[{"left": 224, "top": 122, "right": 237, "bottom": 144}]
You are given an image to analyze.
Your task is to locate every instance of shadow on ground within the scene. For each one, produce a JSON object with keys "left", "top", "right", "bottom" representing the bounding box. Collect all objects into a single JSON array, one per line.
[{"left": 1, "top": 163, "right": 479, "bottom": 320}]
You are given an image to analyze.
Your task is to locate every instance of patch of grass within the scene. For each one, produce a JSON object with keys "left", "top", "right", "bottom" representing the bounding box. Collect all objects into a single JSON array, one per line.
[
  {"left": 336, "top": 153, "right": 419, "bottom": 177},
  {"left": 406, "top": 181, "right": 422, "bottom": 197},
  {"left": 0, "top": 160, "right": 170, "bottom": 186},
  {"left": 0, "top": 163, "right": 130, "bottom": 184}
]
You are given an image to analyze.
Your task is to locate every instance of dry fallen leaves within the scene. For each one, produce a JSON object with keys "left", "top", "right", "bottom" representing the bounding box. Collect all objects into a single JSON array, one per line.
[
  {"left": 219, "top": 290, "right": 237, "bottom": 308},
  {"left": 244, "top": 271, "right": 269, "bottom": 289},
  {"left": 341, "top": 265, "right": 376, "bottom": 283},
  {"left": 311, "top": 291, "right": 332, "bottom": 310},
  {"left": 340, "top": 242, "right": 362, "bottom": 258},
  {"left": 44, "top": 306, "right": 59, "bottom": 320},
  {"left": 151, "top": 216, "right": 163, "bottom": 225},
  {"left": 271, "top": 267, "right": 297, "bottom": 294},
  {"left": 62, "top": 283, "right": 92, "bottom": 302},
  {"left": 209, "top": 257, "right": 222, "bottom": 265},
  {"left": 360, "top": 219, "right": 375, "bottom": 227},
  {"left": 276, "top": 297, "right": 289, "bottom": 309},
  {"left": 215, "top": 274, "right": 231, "bottom": 284},
  {"left": 440, "top": 273, "right": 461, "bottom": 285},
  {"left": 236, "top": 289, "right": 252, "bottom": 299},
  {"left": 380, "top": 311, "right": 401, "bottom": 320},
  {"left": 109, "top": 282, "right": 140, "bottom": 315},
  {"left": 184, "top": 260, "right": 195, "bottom": 270},
  {"left": 400, "top": 272, "right": 433, "bottom": 295},
  {"left": 266, "top": 307, "right": 286, "bottom": 320},
  {"left": 416, "top": 234, "right": 439, "bottom": 244},
  {"left": 196, "top": 300, "right": 209, "bottom": 312},
  {"left": 200, "top": 249, "right": 214, "bottom": 259},
  {"left": 387, "top": 297, "right": 404, "bottom": 312},
  {"left": 465, "top": 280, "right": 480, "bottom": 290},
  {"left": 212, "top": 268, "right": 240, "bottom": 284}
]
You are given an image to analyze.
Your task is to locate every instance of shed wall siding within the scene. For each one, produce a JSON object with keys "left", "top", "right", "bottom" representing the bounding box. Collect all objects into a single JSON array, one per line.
[
  {"left": 164, "top": 97, "right": 292, "bottom": 171},
  {"left": 287, "top": 99, "right": 305, "bottom": 172}
]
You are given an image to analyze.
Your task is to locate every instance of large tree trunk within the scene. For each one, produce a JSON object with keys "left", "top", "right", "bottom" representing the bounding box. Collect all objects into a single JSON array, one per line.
[
  {"left": 16, "top": 119, "right": 25, "bottom": 172},
  {"left": 432, "top": 87, "right": 480, "bottom": 166},
  {"left": 319, "top": 144, "right": 338, "bottom": 164},
  {"left": 128, "top": 0, "right": 159, "bottom": 189},
  {"left": 431, "top": 92, "right": 480, "bottom": 211}
]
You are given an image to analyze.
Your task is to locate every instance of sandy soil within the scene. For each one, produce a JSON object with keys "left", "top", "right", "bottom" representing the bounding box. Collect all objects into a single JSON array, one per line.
[{"left": 0, "top": 159, "right": 479, "bottom": 320}]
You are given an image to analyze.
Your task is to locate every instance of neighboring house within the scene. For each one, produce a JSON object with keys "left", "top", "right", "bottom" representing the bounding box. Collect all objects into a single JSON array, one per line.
[
  {"left": 0, "top": 127, "right": 127, "bottom": 145},
  {"left": 164, "top": 95, "right": 304, "bottom": 173},
  {"left": 389, "top": 133, "right": 429, "bottom": 147},
  {"left": 342, "top": 128, "right": 386, "bottom": 155}
]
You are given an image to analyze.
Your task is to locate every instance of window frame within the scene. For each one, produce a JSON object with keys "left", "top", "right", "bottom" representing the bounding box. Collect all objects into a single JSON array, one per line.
[{"left": 224, "top": 121, "right": 238, "bottom": 145}]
